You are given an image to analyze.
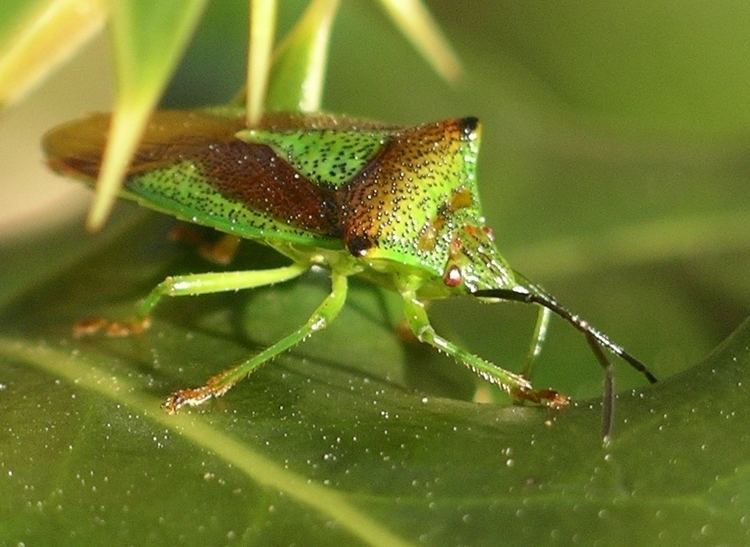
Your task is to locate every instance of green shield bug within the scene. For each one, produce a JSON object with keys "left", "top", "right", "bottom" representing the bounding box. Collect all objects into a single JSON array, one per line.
[{"left": 43, "top": 108, "right": 657, "bottom": 434}]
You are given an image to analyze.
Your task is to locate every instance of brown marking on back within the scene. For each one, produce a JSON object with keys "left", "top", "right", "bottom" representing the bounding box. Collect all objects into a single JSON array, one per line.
[
  {"left": 44, "top": 111, "right": 342, "bottom": 236},
  {"left": 339, "top": 119, "right": 467, "bottom": 256},
  {"left": 197, "top": 140, "right": 340, "bottom": 235}
]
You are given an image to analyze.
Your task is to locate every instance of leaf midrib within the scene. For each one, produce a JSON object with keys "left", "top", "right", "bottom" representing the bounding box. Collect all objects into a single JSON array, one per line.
[{"left": 0, "top": 336, "right": 413, "bottom": 547}]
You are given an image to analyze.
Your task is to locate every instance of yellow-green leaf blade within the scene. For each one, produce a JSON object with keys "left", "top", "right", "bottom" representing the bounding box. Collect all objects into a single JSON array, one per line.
[
  {"left": 246, "top": 0, "right": 277, "bottom": 126},
  {"left": 377, "top": 0, "right": 461, "bottom": 83},
  {"left": 87, "top": 0, "right": 207, "bottom": 231},
  {"left": 0, "top": 0, "right": 106, "bottom": 108},
  {"left": 265, "top": 0, "right": 340, "bottom": 113}
]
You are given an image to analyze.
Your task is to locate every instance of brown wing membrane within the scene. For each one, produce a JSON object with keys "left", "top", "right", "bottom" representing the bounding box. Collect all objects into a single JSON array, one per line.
[
  {"left": 43, "top": 110, "right": 396, "bottom": 178},
  {"left": 44, "top": 110, "right": 341, "bottom": 236},
  {"left": 44, "top": 110, "right": 246, "bottom": 177}
]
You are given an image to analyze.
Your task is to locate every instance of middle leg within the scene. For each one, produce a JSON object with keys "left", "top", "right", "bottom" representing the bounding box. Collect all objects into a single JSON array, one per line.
[
  {"left": 74, "top": 263, "right": 309, "bottom": 337},
  {"left": 163, "top": 271, "right": 350, "bottom": 413}
]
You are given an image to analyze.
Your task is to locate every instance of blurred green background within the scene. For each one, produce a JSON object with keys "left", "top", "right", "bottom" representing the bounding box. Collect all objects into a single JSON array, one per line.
[{"left": 2, "top": 1, "right": 750, "bottom": 544}]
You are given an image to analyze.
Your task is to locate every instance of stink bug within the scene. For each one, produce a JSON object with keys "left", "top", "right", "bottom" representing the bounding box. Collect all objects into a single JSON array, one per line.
[{"left": 43, "top": 108, "right": 657, "bottom": 431}]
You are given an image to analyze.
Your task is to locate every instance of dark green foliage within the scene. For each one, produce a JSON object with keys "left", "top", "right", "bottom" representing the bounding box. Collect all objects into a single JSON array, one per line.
[{"left": 0, "top": 212, "right": 748, "bottom": 544}]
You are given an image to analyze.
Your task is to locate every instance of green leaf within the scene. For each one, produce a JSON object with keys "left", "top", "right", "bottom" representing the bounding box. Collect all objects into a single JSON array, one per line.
[
  {"left": 1, "top": 210, "right": 749, "bottom": 545},
  {"left": 5, "top": 2, "right": 750, "bottom": 544}
]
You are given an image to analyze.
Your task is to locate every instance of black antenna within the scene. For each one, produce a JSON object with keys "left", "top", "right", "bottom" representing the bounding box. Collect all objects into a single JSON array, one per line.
[{"left": 472, "top": 284, "right": 658, "bottom": 385}]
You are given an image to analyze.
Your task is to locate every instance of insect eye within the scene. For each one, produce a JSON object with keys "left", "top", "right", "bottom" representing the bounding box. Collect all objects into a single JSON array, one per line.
[
  {"left": 346, "top": 235, "right": 374, "bottom": 257},
  {"left": 442, "top": 265, "right": 463, "bottom": 287}
]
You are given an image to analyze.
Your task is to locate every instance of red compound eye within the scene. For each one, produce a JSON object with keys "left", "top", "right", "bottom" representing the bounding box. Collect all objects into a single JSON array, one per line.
[{"left": 443, "top": 265, "right": 463, "bottom": 287}]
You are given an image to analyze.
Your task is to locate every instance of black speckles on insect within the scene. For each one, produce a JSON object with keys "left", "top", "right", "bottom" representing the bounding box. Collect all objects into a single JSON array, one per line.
[{"left": 337, "top": 118, "right": 482, "bottom": 273}]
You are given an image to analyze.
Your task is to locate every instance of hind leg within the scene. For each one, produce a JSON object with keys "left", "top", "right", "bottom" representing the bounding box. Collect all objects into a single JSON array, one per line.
[
  {"left": 73, "top": 263, "right": 308, "bottom": 337},
  {"left": 163, "top": 271, "right": 349, "bottom": 413}
]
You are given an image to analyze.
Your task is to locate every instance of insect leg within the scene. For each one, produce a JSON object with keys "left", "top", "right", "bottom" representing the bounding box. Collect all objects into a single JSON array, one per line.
[
  {"left": 585, "top": 333, "right": 615, "bottom": 440},
  {"left": 73, "top": 263, "right": 308, "bottom": 337},
  {"left": 401, "top": 293, "right": 569, "bottom": 408},
  {"left": 163, "top": 271, "right": 349, "bottom": 413},
  {"left": 520, "top": 305, "right": 552, "bottom": 378},
  {"left": 168, "top": 226, "right": 241, "bottom": 265},
  {"left": 473, "top": 282, "right": 658, "bottom": 385}
]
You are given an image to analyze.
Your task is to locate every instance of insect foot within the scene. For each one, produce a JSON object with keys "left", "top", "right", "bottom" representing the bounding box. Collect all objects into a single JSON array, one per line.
[
  {"left": 511, "top": 386, "right": 570, "bottom": 410},
  {"left": 162, "top": 375, "right": 234, "bottom": 414},
  {"left": 163, "top": 388, "right": 213, "bottom": 415},
  {"left": 72, "top": 316, "right": 151, "bottom": 338}
]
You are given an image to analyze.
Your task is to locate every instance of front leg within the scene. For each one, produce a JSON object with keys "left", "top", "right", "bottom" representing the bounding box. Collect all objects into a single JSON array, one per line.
[{"left": 401, "top": 293, "right": 568, "bottom": 409}]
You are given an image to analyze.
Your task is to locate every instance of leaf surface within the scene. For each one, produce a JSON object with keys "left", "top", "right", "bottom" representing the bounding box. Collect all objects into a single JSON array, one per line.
[{"left": 0, "top": 212, "right": 748, "bottom": 545}]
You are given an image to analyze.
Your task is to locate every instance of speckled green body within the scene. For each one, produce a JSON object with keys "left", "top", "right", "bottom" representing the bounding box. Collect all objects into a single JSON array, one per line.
[{"left": 45, "top": 109, "right": 517, "bottom": 299}]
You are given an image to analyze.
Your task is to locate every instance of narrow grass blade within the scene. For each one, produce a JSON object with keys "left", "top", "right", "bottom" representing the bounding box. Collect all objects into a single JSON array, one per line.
[
  {"left": 265, "top": 0, "right": 340, "bottom": 113},
  {"left": 377, "top": 0, "right": 461, "bottom": 82},
  {"left": 246, "top": 0, "right": 277, "bottom": 126},
  {"left": 86, "top": 0, "right": 207, "bottom": 231},
  {"left": 0, "top": 0, "right": 106, "bottom": 108}
]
